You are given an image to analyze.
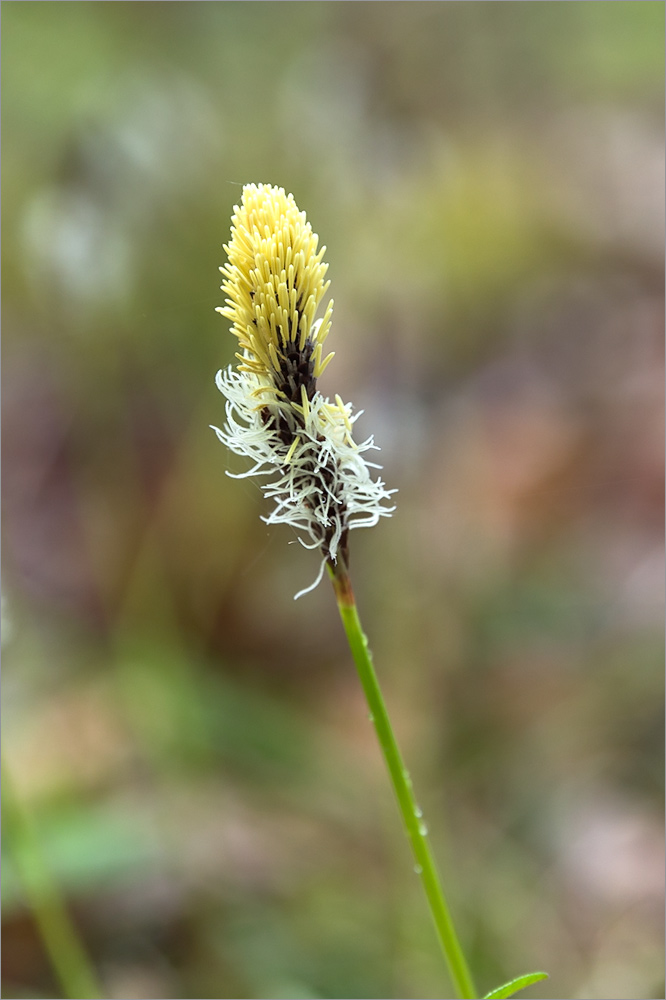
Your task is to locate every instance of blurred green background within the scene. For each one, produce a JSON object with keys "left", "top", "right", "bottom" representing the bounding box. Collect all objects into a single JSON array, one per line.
[{"left": 2, "top": 3, "right": 664, "bottom": 999}]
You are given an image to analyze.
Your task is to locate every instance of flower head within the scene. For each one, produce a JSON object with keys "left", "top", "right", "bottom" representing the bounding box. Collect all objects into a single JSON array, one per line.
[
  {"left": 217, "top": 183, "right": 334, "bottom": 402},
  {"left": 212, "top": 183, "right": 395, "bottom": 597}
]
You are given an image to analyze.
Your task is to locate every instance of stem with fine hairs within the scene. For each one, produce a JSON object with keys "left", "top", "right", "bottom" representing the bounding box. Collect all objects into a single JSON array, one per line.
[{"left": 328, "top": 563, "right": 477, "bottom": 1000}]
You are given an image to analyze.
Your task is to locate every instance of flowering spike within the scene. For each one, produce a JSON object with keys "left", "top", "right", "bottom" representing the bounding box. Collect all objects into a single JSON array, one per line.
[
  {"left": 220, "top": 183, "right": 332, "bottom": 405},
  {"left": 213, "top": 184, "right": 396, "bottom": 595}
]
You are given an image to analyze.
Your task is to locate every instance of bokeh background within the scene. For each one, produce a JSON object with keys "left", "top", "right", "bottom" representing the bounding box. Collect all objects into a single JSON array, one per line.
[{"left": 2, "top": 3, "right": 664, "bottom": 999}]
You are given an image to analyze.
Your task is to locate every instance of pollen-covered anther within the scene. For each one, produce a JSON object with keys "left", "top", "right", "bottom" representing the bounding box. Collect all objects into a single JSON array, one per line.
[{"left": 218, "top": 183, "right": 333, "bottom": 403}]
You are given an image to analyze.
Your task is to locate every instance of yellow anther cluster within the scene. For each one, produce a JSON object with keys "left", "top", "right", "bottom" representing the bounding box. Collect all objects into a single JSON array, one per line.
[{"left": 218, "top": 184, "right": 335, "bottom": 390}]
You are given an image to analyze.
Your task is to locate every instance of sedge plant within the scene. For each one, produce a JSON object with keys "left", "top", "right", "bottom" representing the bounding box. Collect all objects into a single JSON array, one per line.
[{"left": 212, "top": 183, "right": 548, "bottom": 1000}]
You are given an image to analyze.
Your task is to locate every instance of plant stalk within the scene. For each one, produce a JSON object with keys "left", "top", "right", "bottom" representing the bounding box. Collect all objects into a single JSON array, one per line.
[
  {"left": 328, "top": 565, "right": 476, "bottom": 1000},
  {"left": 2, "top": 760, "right": 104, "bottom": 1000}
]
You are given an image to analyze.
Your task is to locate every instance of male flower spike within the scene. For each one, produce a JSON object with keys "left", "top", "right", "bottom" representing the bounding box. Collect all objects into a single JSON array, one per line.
[{"left": 212, "top": 183, "right": 396, "bottom": 598}]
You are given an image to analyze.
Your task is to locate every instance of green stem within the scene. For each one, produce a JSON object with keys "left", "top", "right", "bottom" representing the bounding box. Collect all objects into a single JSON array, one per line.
[
  {"left": 2, "top": 760, "right": 104, "bottom": 1000},
  {"left": 328, "top": 566, "right": 476, "bottom": 1000}
]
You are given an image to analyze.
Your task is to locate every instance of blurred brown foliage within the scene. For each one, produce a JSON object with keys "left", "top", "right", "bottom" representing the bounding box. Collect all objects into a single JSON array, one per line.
[{"left": 2, "top": 4, "right": 664, "bottom": 999}]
